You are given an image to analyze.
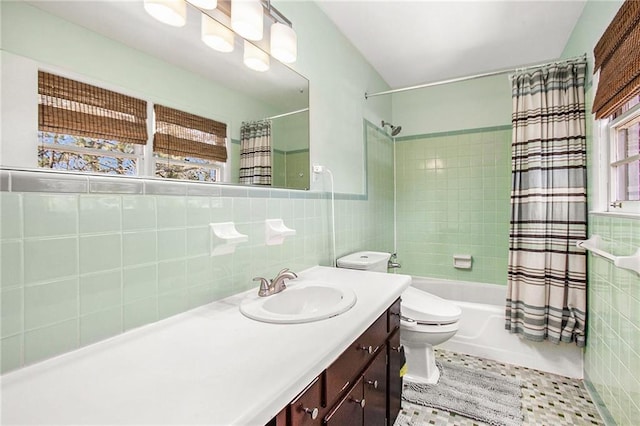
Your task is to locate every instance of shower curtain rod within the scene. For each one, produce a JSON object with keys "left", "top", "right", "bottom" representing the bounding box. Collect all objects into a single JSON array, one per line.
[
  {"left": 265, "top": 107, "right": 309, "bottom": 120},
  {"left": 364, "top": 53, "right": 587, "bottom": 99}
]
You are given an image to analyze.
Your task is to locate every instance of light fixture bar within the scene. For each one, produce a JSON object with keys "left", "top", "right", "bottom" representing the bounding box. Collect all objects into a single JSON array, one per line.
[{"left": 262, "top": 0, "right": 291, "bottom": 27}]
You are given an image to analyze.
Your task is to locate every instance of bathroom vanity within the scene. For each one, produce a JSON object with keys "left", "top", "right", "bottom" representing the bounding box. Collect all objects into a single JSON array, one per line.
[
  {"left": 1, "top": 266, "right": 410, "bottom": 425},
  {"left": 271, "top": 298, "right": 402, "bottom": 426}
]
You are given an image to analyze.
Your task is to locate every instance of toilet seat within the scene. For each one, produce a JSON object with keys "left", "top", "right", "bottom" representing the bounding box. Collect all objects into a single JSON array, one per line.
[{"left": 401, "top": 286, "right": 461, "bottom": 325}]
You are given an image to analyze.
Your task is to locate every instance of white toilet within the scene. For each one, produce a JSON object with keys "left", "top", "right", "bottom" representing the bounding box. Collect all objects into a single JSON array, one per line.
[{"left": 337, "top": 251, "right": 462, "bottom": 384}]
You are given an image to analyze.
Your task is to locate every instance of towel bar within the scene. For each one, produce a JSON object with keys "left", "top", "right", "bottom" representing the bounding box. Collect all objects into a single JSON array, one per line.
[{"left": 576, "top": 235, "right": 640, "bottom": 274}]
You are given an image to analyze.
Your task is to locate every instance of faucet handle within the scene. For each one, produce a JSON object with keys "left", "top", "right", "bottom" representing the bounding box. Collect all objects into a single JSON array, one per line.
[{"left": 254, "top": 277, "right": 271, "bottom": 297}]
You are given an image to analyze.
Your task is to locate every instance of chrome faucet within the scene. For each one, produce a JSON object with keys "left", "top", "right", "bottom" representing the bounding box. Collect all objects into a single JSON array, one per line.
[
  {"left": 254, "top": 268, "right": 298, "bottom": 297},
  {"left": 388, "top": 253, "right": 401, "bottom": 269}
]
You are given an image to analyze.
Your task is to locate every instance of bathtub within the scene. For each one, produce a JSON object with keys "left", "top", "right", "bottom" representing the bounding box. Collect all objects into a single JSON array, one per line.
[{"left": 410, "top": 277, "right": 584, "bottom": 379}]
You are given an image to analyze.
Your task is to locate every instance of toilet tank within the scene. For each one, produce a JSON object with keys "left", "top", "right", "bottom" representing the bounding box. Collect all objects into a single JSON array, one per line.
[{"left": 336, "top": 251, "right": 391, "bottom": 273}]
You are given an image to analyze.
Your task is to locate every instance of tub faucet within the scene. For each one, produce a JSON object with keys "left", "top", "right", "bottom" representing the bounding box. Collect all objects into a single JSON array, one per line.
[
  {"left": 254, "top": 268, "right": 298, "bottom": 297},
  {"left": 388, "top": 253, "right": 401, "bottom": 269}
]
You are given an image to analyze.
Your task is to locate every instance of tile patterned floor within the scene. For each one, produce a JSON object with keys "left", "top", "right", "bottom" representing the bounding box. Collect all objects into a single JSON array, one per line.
[{"left": 395, "top": 349, "right": 605, "bottom": 426}]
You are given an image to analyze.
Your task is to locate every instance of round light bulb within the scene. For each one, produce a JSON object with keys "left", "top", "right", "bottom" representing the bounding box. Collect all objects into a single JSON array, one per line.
[
  {"left": 231, "top": 0, "right": 264, "bottom": 41},
  {"left": 270, "top": 22, "right": 297, "bottom": 63},
  {"left": 201, "top": 15, "right": 234, "bottom": 53},
  {"left": 143, "top": 0, "right": 187, "bottom": 27}
]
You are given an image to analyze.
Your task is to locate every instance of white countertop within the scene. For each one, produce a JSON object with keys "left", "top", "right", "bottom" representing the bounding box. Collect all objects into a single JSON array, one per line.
[{"left": 1, "top": 266, "right": 410, "bottom": 425}]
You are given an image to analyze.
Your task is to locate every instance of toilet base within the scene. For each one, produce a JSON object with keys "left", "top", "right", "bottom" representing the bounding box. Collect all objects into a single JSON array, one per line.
[{"left": 402, "top": 342, "right": 441, "bottom": 385}]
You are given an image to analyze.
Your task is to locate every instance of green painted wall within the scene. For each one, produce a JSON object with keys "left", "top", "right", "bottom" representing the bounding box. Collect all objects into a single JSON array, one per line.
[
  {"left": 273, "top": 1, "right": 392, "bottom": 194},
  {"left": 391, "top": 74, "right": 512, "bottom": 136}
]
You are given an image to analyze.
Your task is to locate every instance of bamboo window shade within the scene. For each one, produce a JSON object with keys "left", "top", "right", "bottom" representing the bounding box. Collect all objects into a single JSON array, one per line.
[
  {"left": 38, "top": 71, "right": 148, "bottom": 144},
  {"left": 592, "top": 0, "right": 640, "bottom": 119},
  {"left": 153, "top": 105, "right": 228, "bottom": 163}
]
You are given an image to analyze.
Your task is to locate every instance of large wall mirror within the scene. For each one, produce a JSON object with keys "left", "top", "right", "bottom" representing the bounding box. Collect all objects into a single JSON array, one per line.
[{"left": 25, "top": 0, "right": 310, "bottom": 190}]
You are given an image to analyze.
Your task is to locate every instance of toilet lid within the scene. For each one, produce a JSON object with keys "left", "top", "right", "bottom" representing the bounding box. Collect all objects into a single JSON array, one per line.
[
  {"left": 401, "top": 286, "right": 462, "bottom": 325},
  {"left": 336, "top": 251, "right": 390, "bottom": 270}
]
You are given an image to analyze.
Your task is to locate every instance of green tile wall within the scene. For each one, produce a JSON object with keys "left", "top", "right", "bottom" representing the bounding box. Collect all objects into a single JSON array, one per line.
[
  {"left": 581, "top": 77, "right": 640, "bottom": 426},
  {"left": 0, "top": 124, "right": 393, "bottom": 373},
  {"left": 586, "top": 215, "right": 640, "bottom": 425},
  {"left": 395, "top": 126, "right": 512, "bottom": 284},
  {"left": 0, "top": 190, "right": 327, "bottom": 372}
]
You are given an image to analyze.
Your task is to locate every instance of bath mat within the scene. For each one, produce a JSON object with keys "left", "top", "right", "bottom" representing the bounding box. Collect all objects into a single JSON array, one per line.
[{"left": 401, "top": 361, "right": 523, "bottom": 426}]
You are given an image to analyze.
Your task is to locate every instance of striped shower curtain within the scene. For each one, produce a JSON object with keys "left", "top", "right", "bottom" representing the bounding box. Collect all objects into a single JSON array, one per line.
[
  {"left": 239, "top": 120, "right": 272, "bottom": 185},
  {"left": 505, "top": 58, "right": 588, "bottom": 347}
]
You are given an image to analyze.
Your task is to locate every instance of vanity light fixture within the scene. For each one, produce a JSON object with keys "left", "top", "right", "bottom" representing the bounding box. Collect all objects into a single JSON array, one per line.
[
  {"left": 144, "top": 0, "right": 297, "bottom": 67},
  {"left": 187, "top": 0, "right": 217, "bottom": 10},
  {"left": 143, "top": 0, "right": 187, "bottom": 27},
  {"left": 270, "top": 22, "right": 297, "bottom": 64},
  {"left": 201, "top": 14, "right": 235, "bottom": 52},
  {"left": 231, "top": 0, "right": 264, "bottom": 41},
  {"left": 243, "top": 40, "right": 270, "bottom": 72}
]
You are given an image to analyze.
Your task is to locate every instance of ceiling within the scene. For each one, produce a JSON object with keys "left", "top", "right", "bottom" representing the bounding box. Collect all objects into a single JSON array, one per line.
[{"left": 316, "top": 0, "right": 587, "bottom": 90}]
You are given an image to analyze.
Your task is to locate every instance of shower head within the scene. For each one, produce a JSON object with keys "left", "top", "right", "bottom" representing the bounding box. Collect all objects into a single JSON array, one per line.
[{"left": 381, "top": 120, "right": 402, "bottom": 136}]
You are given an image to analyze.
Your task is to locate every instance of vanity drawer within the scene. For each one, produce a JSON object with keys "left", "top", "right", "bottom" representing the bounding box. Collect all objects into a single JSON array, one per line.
[
  {"left": 323, "top": 376, "right": 364, "bottom": 426},
  {"left": 387, "top": 298, "right": 401, "bottom": 333},
  {"left": 288, "top": 376, "right": 323, "bottom": 426},
  {"left": 325, "top": 312, "right": 387, "bottom": 406}
]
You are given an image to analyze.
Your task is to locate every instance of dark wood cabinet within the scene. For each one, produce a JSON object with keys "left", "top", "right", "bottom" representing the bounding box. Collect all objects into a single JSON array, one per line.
[
  {"left": 273, "top": 298, "right": 402, "bottom": 426},
  {"left": 288, "top": 376, "right": 323, "bottom": 426},
  {"left": 325, "top": 311, "right": 387, "bottom": 408},
  {"left": 387, "top": 328, "right": 402, "bottom": 426},
  {"left": 323, "top": 376, "right": 364, "bottom": 426},
  {"left": 363, "top": 348, "right": 387, "bottom": 426}
]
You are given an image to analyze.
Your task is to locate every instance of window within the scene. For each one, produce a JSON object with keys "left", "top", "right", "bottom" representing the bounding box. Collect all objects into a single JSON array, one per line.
[
  {"left": 592, "top": 0, "right": 640, "bottom": 214},
  {"left": 153, "top": 104, "right": 228, "bottom": 182},
  {"left": 37, "top": 71, "right": 147, "bottom": 175},
  {"left": 607, "top": 97, "right": 640, "bottom": 213}
]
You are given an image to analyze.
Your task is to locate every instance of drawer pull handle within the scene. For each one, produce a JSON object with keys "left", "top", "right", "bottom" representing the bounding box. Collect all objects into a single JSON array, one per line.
[
  {"left": 390, "top": 311, "right": 400, "bottom": 317},
  {"left": 366, "top": 379, "right": 378, "bottom": 389},
  {"left": 391, "top": 346, "right": 402, "bottom": 352},
  {"left": 350, "top": 397, "right": 366, "bottom": 408},
  {"left": 359, "top": 345, "right": 373, "bottom": 354},
  {"left": 302, "top": 407, "right": 319, "bottom": 420}
]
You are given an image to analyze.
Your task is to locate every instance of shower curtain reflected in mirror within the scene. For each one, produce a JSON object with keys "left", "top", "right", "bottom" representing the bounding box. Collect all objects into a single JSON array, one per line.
[
  {"left": 239, "top": 120, "right": 272, "bottom": 186},
  {"left": 505, "top": 57, "right": 588, "bottom": 347}
]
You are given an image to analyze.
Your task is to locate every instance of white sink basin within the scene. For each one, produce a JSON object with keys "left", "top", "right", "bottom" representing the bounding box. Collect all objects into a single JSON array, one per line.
[{"left": 239, "top": 280, "right": 357, "bottom": 324}]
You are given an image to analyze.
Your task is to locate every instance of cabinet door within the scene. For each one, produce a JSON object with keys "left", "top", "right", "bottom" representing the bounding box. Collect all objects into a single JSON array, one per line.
[
  {"left": 323, "top": 377, "right": 364, "bottom": 426},
  {"left": 363, "top": 348, "right": 387, "bottom": 426},
  {"left": 325, "top": 313, "right": 386, "bottom": 407},
  {"left": 387, "top": 329, "right": 402, "bottom": 426},
  {"left": 289, "top": 376, "right": 323, "bottom": 426}
]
